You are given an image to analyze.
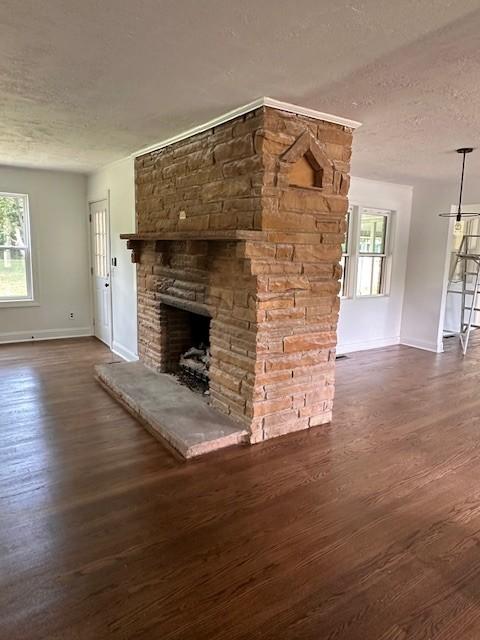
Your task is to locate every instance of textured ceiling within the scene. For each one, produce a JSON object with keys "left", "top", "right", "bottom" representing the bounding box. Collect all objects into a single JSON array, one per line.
[{"left": 1, "top": 0, "right": 480, "bottom": 183}]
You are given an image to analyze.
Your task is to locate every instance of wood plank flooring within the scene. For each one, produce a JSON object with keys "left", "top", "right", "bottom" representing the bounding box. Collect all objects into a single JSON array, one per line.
[{"left": 2, "top": 336, "right": 480, "bottom": 639}]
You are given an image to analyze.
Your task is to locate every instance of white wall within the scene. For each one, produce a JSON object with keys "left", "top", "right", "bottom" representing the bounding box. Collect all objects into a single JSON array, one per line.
[
  {"left": 402, "top": 183, "right": 480, "bottom": 352},
  {"left": 0, "top": 165, "right": 91, "bottom": 343},
  {"left": 401, "top": 181, "right": 458, "bottom": 352},
  {"left": 87, "top": 157, "right": 137, "bottom": 361},
  {"left": 337, "top": 177, "right": 413, "bottom": 354}
]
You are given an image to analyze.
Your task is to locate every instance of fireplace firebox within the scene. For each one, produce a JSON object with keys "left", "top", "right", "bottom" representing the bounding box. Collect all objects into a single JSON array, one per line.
[{"left": 160, "top": 303, "right": 211, "bottom": 393}]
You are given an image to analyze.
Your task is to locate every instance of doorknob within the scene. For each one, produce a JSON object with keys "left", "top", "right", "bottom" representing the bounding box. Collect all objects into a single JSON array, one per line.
[{"left": 105, "top": 283, "right": 110, "bottom": 287}]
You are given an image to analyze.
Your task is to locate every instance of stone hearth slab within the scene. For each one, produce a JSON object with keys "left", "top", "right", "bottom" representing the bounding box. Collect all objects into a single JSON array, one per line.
[{"left": 95, "top": 362, "right": 248, "bottom": 459}]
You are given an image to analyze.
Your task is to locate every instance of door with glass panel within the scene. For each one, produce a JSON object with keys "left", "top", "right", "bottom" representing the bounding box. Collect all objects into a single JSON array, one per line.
[{"left": 89, "top": 200, "right": 111, "bottom": 346}]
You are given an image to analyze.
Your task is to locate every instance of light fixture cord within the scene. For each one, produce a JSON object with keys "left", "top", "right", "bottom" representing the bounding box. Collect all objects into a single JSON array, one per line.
[{"left": 457, "top": 151, "right": 467, "bottom": 222}]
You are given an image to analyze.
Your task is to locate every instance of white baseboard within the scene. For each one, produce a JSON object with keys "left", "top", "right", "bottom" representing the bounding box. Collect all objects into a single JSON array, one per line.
[
  {"left": 400, "top": 336, "right": 444, "bottom": 353},
  {"left": 111, "top": 340, "right": 138, "bottom": 362},
  {"left": 337, "top": 335, "right": 400, "bottom": 355},
  {"left": 0, "top": 326, "right": 93, "bottom": 344}
]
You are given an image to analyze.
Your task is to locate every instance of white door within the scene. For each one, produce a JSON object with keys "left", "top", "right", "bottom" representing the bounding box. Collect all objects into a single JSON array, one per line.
[{"left": 89, "top": 200, "right": 112, "bottom": 346}]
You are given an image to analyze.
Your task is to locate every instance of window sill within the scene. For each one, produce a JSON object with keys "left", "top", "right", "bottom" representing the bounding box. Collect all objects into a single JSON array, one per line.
[
  {"left": 0, "top": 299, "right": 39, "bottom": 309},
  {"left": 340, "top": 294, "right": 390, "bottom": 301}
]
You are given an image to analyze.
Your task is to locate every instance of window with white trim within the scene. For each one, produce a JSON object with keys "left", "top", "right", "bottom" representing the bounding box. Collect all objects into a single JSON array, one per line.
[
  {"left": 0, "top": 193, "right": 33, "bottom": 302},
  {"left": 340, "top": 207, "right": 352, "bottom": 297},
  {"left": 340, "top": 205, "right": 393, "bottom": 299},
  {"left": 356, "top": 208, "right": 389, "bottom": 296}
]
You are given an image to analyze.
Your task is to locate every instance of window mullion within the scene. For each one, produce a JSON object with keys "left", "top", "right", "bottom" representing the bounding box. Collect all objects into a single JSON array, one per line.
[{"left": 358, "top": 252, "right": 386, "bottom": 258}]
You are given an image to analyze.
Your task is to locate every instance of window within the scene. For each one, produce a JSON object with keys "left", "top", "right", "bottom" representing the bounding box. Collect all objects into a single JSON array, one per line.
[
  {"left": 340, "top": 205, "right": 393, "bottom": 299},
  {"left": 340, "top": 207, "right": 352, "bottom": 297},
  {"left": 0, "top": 193, "right": 33, "bottom": 302},
  {"left": 356, "top": 209, "right": 389, "bottom": 296}
]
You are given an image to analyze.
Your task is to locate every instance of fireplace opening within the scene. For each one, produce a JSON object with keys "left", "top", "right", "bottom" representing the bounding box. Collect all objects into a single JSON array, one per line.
[
  {"left": 161, "top": 303, "right": 211, "bottom": 395},
  {"left": 178, "top": 315, "right": 210, "bottom": 394}
]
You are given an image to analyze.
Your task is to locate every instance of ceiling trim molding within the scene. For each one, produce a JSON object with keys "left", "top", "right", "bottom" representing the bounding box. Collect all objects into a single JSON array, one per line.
[
  {"left": 132, "top": 97, "right": 362, "bottom": 158},
  {"left": 262, "top": 98, "right": 362, "bottom": 130}
]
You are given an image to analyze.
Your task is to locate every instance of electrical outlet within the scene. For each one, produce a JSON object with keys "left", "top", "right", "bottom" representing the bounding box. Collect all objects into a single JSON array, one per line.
[
  {"left": 179, "top": 210, "right": 186, "bottom": 220},
  {"left": 69, "top": 312, "right": 74, "bottom": 319}
]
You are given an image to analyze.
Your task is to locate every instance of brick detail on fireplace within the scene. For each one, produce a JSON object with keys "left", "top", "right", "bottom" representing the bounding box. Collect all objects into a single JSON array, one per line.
[{"left": 133, "top": 105, "right": 353, "bottom": 443}]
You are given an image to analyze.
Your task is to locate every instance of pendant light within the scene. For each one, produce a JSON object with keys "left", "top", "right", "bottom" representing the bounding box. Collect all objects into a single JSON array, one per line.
[{"left": 439, "top": 148, "right": 480, "bottom": 229}]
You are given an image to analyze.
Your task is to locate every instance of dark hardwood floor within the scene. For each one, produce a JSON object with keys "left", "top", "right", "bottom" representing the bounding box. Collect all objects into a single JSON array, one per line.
[{"left": 2, "top": 336, "right": 480, "bottom": 639}]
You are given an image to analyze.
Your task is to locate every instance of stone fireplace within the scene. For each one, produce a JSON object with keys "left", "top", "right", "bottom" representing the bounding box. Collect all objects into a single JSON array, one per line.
[{"left": 97, "top": 99, "right": 358, "bottom": 457}]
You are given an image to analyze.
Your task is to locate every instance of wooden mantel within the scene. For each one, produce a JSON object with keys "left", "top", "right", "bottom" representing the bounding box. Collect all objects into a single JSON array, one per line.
[
  {"left": 120, "top": 229, "right": 328, "bottom": 263},
  {"left": 120, "top": 230, "right": 268, "bottom": 263},
  {"left": 120, "top": 230, "right": 269, "bottom": 242}
]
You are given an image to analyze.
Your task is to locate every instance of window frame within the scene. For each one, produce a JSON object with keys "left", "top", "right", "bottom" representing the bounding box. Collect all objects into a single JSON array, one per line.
[
  {"left": 0, "top": 192, "right": 35, "bottom": 306},
  {"left": 340, "top": 207, "right": 353, "bottom": 298},
  {"left": 356, "top": 207, "right": 390, "bottom": 298},
  {"left": 341, "top": 205, "right": 394, "bottom": 300}
]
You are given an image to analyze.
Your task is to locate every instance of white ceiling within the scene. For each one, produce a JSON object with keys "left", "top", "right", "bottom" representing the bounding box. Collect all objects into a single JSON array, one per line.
[{"left": 2, "top": 0, "right": 480, "bottom": 183}]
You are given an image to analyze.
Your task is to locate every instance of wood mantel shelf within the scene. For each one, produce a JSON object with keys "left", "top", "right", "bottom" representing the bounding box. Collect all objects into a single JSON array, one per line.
[
  {"left": 120, "top": 230, "right": 268, "bottom": 262},
  {"left": 120, "top": 230, "right": 267, "bottom": 242},
  {"left": 120, "top": 229, "right": 326, "bottom": 263}
]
